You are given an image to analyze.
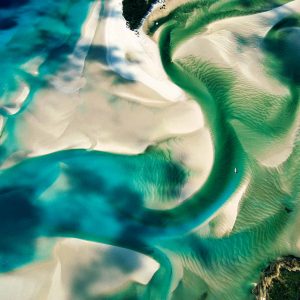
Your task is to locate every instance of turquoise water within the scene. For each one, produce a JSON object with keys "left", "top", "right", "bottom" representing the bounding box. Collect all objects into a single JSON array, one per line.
[{"left": 0, "top": 0, "right": 300, "bottom": 299}]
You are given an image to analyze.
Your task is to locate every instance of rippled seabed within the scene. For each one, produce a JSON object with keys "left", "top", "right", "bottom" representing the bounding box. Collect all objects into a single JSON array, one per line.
[{"left": 0, "top": 0, "right": 300, "bottom": 299}]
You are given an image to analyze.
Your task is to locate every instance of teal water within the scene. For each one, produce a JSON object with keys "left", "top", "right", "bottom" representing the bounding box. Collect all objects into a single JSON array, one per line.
[{"left": 0, "top": 0, "right": 300, "bottom": 299}]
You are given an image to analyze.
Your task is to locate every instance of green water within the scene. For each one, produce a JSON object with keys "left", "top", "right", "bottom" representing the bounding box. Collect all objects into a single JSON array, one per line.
[{"left": 0, "top": 0, "right": 299, "bottom": 299}]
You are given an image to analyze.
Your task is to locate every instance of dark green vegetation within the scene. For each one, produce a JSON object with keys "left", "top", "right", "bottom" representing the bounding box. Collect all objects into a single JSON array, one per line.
[
  {"left": 122, "top": 0, "right": 162, "bottom": 30},
  {"left": 253, "top": 256, "right": 300, "bottom": 300},
  {"left": 268, "top": 269, "right": 300, "bottom": 299}
]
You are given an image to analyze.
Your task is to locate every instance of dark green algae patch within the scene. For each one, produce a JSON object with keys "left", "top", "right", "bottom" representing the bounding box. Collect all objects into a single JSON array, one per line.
[{"left": 253, "top": 256, "right": 300, "bottom": 300}]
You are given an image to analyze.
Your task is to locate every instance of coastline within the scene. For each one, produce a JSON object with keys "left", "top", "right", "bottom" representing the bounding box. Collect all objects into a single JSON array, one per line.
[{"left": 253, "top": 256, "right": 300, "bottom": 300}]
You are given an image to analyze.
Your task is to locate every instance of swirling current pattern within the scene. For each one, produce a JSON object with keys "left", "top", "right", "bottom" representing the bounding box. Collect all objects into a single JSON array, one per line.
[{"left": 0, "top": 0, "right": 299, "bottom": 299}]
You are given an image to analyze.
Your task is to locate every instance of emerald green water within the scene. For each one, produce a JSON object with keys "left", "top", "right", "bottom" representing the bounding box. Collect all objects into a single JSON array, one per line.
[{"left": 0, "top": 0, "right": 299, "bottom": 299}]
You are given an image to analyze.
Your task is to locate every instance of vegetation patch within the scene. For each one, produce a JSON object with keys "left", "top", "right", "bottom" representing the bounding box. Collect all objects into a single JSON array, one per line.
[
  {"left": 253, "top": 256, "right": 300, "bottom": 300},
  {"left": 122, "top": 0, "right": 163, "bottom": 30}
]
